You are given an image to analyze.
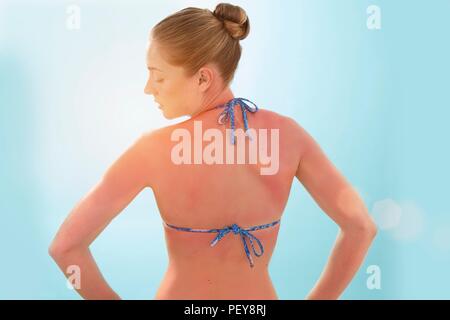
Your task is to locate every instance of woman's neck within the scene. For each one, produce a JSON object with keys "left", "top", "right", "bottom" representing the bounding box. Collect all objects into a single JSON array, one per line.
[{"left": 190, "top": 87, "right": 235, "bottom": 119}]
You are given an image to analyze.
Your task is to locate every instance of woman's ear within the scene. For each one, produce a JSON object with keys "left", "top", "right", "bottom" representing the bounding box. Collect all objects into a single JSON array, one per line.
[{"left": 197, "top": 67, "right": 214, "bottom": 91}]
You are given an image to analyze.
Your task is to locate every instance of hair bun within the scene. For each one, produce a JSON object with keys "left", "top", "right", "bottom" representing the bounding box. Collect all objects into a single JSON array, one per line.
[{"left": 213, "top": 3, "right": 250, "bottom": 40}]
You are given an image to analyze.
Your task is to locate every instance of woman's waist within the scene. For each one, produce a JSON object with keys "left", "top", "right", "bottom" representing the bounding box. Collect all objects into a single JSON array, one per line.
[
  {"left": 156, "top": 265, "right": 277, "bottom": 299},
  {"left": 165, "top": 261, "right": 272, "bottom": 284}
]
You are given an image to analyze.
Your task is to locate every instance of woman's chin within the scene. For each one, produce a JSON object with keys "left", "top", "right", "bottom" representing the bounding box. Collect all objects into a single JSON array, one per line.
[
  {"left": 160, "top": 109, "right": 174, "bottom": 119},
  {"left": 158, "top": 106, "right": 181, "bottom": 120},
  {"left": 158, "top": 105, "right": 168, "bottom": 116}
]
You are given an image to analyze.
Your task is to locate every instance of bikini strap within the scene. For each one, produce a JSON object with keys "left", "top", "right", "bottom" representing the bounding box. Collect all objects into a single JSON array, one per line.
[
  {"left": 163, "top": 219, "right": 280, "bottom": 268},
  {"left": 216, "top": 97, "right": 259, "bottom": 145}
]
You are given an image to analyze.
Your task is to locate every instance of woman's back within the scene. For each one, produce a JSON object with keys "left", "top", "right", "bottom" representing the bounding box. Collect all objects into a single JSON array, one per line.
[
  {"left": 48, "top": 3, "right": 377, "bottom": 300},
  {"left": 149, "top": 104, "right": 302, "bottom": 299}
]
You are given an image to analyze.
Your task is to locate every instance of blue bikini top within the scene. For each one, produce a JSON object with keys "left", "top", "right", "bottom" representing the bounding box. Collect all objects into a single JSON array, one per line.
[
  {"left": 215, "top": 97, "right": 259, "bottom": 145},
  {"left": 163, "top": 97, "right": 279, "bottom": 268},
  {"left": 163, "top": 219, "right": 281, "bottom": 268}
]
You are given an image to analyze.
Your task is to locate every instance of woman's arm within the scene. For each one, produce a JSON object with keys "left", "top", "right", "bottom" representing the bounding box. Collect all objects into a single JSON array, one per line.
[
  {"left": 49, "top": 132, "right": 156, "bottom": 300},
  {"left": 291, "top": 120, "right": 377, "bottom": 300}
]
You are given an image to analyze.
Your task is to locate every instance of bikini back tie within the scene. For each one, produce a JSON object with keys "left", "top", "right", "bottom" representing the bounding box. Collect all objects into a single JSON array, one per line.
[{"left": 163, "top": 219, "right": 280, "bottom": 268}]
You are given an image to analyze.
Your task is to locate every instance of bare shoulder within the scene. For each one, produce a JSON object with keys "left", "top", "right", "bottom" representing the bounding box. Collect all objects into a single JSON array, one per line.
[
  {"left": 139, "top": 125, "right": 176, "bottom": 145},
  {"left": 258, "top": 109, "right": 309, "bottom": 144},
  {"left": 140, "top": 127, "right": 165, "bottom": 142},
  {"left": 256, "top": 108, "right": 296, "bottom": 126},
  {"left": 138, "top": 124, "right": 183, "bottom": 159},
  {"left": 131, "top": 127, "right": 173, "bottom": 188},
  {"left": 260, "top": 109, "right": 323, "bottom": 165},
  {"left": 283, "top": 114, "right": 317, "bottom": 148},
  {"left": 254, "top": 108, "right": 289, "bottom": 125}
]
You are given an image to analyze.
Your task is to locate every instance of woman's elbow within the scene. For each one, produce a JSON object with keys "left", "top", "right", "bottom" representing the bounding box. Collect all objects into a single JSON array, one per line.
[
  {"left": 342, "top": 214, "right": 378, "bottom": 239},
  {"left": 48, "top": 240, "right": 67, "bottom": 260},
  {"left": 48, "top": 239, "right": 83, "bottom": 261},
  {"left": 362, "top": 218, "right": 378, "bottom": 239}
]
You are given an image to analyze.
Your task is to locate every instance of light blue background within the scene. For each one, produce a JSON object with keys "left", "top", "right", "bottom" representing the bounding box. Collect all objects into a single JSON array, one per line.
[{"left": 1, "top": 0, "right": 449, "bottom": 299}]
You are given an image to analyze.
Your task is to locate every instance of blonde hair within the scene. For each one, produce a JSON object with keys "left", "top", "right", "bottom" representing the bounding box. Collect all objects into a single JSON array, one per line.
[{"left": 151, "top": 3, "right": 250, "bottom": 87}]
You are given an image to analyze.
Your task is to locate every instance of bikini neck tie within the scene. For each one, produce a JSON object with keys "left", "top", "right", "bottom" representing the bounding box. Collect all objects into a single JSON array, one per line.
[{"left": 215, "top": 97, "right": 259, "bottom": 145}]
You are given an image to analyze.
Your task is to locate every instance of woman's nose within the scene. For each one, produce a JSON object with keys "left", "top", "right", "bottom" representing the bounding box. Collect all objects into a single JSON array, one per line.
[{"left": 144, "top": 78, "right": 155, "bottom": 95}]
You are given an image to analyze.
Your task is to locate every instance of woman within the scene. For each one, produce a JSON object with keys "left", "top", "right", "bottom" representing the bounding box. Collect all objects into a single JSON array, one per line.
[{"left": 49, "top": 3, "right": 377, "bottom": 300}]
